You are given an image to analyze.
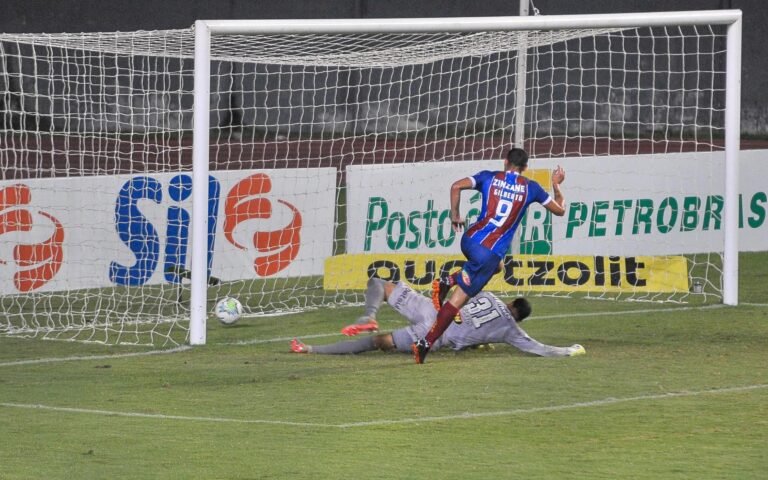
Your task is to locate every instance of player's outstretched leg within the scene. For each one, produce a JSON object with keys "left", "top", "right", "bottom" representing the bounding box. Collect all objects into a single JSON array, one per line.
[{"left": 293, "top": 336, "right": 377, "bottom": 355}]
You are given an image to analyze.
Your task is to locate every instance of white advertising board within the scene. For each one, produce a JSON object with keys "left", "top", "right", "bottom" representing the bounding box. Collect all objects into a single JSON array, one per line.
[
  {"left": 0, "top": 168, "right": 336, "bottom": 294},
  {"left": 347, "top": 160, "right": 507, "bottom": 254},
  {"left": 347, "top": 150, "right": 768, "bottom": 255}
]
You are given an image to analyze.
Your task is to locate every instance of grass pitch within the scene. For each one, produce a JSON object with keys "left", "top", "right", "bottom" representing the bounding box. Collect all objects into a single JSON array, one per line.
[{"left": 0, "top": 252, "right": 766, "bottom": 479}]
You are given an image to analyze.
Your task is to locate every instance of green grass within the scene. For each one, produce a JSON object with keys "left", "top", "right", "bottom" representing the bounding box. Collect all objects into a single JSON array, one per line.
[{"left": 0, "top": 252, "right": 766, "bottom": 479}]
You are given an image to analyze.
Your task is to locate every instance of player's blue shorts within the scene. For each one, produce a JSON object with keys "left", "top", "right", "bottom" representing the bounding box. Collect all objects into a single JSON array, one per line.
[{"left": 455, "top": 234, "right": 503, "bottom": 297}]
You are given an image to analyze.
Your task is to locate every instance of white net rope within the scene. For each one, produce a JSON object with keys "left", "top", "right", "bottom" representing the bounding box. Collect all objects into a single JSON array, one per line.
[
  {"left": 0, "top": 23, "right": 728, "bottom": 344},
  {"left": 0, "top": 28, "right": 621, "bottom": 66}
]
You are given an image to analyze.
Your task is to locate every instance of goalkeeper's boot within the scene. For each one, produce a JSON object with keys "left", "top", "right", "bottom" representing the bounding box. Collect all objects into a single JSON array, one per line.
[
  {"left": 431, "top": 278, "right": 453, "bottom": 310},
  {"left": 569, "top": 344, "right": 586, "bottom": 356},
  {"left": 290, "top": 338, "right": 311, "bottom": 354},
  {"left": 340, "top": 318, "right": 379, "bottom": 337},
  {"left": 412, "top": 338, "right": 431, "bottom": 364}
]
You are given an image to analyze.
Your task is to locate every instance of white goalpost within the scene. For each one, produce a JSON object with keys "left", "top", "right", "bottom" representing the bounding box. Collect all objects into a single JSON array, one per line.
[
  {"left": 0, "top": 10, "right": 743, "bottom": 346},
  {"left": 190, "top": 10, "right": 742, "bottom": 344}
]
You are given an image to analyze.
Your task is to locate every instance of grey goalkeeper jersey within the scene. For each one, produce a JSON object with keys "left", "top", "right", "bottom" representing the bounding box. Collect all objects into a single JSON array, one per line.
[{"left": 438, "top": 292, "right": 572, "bottom": 357}]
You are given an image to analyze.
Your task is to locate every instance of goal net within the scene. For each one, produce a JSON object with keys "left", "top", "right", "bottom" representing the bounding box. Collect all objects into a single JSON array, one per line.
[{"left": 0, "top": 11, "right": 742, "bottom": 345}]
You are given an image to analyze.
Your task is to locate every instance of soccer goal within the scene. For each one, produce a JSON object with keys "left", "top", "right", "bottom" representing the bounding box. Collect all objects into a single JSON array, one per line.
[{"left": 0, "top": 10, "right": 742, "bottom": 345}]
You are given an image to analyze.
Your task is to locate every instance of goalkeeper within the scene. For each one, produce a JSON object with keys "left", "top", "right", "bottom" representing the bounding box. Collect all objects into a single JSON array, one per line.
[{"left": 290, "top": 278, "right": 585, "bottom": 358}]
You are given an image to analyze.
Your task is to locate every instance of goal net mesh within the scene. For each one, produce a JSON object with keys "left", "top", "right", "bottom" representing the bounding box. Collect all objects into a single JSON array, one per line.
[{"left": 0, "top": 22, "right": 728, "bottom": 344}]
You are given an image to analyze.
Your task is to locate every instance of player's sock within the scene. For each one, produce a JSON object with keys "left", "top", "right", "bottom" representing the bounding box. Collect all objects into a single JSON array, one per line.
[
  {"left": 342, "top": 277, "right": 386, "bottom": 335},
  {"left": 358, "top": 277, "right": 385, "bottom": 323},
  {"left": 311, "top": 336, "right": 377, "bottom": 355},
  {"left": 425, "top": 302, "right": 460, "bottom": 345},
  {"left": 448, "top": 272, "right": 458, "bottom": 286}
]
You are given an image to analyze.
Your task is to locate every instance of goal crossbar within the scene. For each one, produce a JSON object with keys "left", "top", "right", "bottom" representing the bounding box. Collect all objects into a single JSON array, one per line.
[{"left": 197, "top": 10, "right": 742, "bottom": 35}]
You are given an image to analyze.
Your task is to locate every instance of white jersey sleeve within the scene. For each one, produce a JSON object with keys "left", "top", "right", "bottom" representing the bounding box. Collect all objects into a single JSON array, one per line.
[{"left": 503, "top": 328, "right": 575, "bottom": 357}]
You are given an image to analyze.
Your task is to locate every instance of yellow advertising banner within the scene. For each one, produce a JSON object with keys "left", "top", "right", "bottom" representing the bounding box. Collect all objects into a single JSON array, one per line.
[{"left": 324, "top": 254, "right": 689, "bottom": 293}]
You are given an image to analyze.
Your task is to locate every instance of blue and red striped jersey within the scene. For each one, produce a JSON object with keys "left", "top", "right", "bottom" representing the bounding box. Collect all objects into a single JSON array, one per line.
[{"left": 465, "top": 170, "right": 551, "bottom": 257}]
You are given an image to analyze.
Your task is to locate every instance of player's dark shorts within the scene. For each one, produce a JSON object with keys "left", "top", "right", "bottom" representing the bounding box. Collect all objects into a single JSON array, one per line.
[{"left": 455, "top": 235, "right": 503, "bottom": 297}]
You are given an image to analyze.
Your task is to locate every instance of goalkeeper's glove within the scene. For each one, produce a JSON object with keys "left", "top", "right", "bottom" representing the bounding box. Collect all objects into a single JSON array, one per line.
[{"left": 568, "top": 344, "right": 586, "bottom": 356}]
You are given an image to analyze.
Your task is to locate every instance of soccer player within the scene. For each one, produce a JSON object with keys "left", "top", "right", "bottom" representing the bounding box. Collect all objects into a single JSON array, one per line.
[
  {"left": 413, "top": 147, "right": 566, "bottom": 363},
  {"left": 290, "top": 278, "right": 585, "bottom": 358}
]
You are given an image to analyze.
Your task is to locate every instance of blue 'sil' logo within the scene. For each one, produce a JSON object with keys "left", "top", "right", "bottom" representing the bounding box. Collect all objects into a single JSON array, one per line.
[{"left": 109, "top": 174, "right": 221, "bottom": 286}]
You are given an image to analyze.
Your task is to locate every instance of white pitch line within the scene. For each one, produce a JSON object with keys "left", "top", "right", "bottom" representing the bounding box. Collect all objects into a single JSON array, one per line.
[
  {"left": 335, "top": 383, "right": 768, "bottom": 428},
  {"left": 0, "top": 345, "right": 192, "bottom": 367},
  {"left": 1, "top": 384, "right": 765, "bottom": 429},
  {"left": 0, "top": 402, "right": 334, "bottom": 428}
]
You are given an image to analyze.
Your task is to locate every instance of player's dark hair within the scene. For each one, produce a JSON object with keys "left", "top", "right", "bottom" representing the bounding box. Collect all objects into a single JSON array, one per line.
[
  {"left": 506, "top": 148, "right": 528, "bottom": 168},
  {"left": 512, "top": 297, "right": 532, "bottom": 322}
]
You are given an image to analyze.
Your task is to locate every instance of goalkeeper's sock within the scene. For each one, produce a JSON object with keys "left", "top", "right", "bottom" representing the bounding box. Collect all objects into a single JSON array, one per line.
[
  {"left": 311, "top": 336, "right": 377, "bottom": 355},
  {"left": 425, "top": 302, "right": 460, "bottom": 345},
  {"left": 357, "top": 277, "right": 386, "bottom": 323}
]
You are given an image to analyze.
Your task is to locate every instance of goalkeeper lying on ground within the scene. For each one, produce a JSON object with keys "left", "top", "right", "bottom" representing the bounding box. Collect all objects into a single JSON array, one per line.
[{"left": 291, "top": 278, "right": 585, "bottom": 357}]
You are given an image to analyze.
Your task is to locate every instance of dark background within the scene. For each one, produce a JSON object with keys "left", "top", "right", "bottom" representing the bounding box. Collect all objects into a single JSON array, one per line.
[{"left": 1, "top": 0, "right": 765, "bottom": 135}]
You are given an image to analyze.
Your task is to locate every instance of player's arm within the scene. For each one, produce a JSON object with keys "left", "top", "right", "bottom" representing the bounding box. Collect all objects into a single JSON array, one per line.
[
  {"left": 506, "top": 332, "right": 584, "bottom": 357},
  {"left": 450, "top": 177, "right": 474, "bottom": 232},
  {"left": 543, "top": 165, "right": 566, "bottom": 217}
]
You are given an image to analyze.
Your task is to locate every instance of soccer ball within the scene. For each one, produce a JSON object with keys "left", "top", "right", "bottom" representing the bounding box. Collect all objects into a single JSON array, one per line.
[{"left": 215, "top": 297, "right": 243, "bottom": 325}]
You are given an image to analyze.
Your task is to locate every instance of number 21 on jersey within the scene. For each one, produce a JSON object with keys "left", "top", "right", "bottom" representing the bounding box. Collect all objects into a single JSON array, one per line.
[{"left": 464, "top": 296, "right": 501, "bottom": 328}]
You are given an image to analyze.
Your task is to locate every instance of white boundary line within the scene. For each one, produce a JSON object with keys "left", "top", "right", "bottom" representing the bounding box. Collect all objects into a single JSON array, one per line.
[
  {"left": 336, "top": 384, "right": 768, "bottom": 428},
  {"left": 0, "top": 402, "right": 332, "bottom": 428},
  {"left": 1, "top": 383, "right": 765, "bottom": 429},
  {"left": 0, "top": 346, "right": 192, "bottom": 367}
]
